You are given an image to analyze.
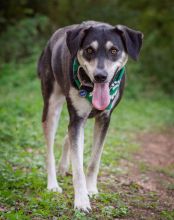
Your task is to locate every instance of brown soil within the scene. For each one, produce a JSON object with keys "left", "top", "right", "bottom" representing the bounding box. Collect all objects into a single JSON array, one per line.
[
  {"left": 129, "top": 129, "right": 174, "bottom": 195},
  {"left": 100, "top": 129, "right": 174, "bottom": 219}
]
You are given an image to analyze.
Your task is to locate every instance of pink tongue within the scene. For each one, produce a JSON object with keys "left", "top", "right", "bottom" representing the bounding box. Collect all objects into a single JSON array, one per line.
[{"left": 92, "top": 83, "right": 110, "bottom": 110}]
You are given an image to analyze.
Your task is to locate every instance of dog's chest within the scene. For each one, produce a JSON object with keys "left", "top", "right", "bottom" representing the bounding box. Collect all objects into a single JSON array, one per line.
[
  {"left": 69, "top": 87, "right": 92, "bottom": 117},
  {"left": 69, "top": 86, "right": 119, "bottom": 118}
]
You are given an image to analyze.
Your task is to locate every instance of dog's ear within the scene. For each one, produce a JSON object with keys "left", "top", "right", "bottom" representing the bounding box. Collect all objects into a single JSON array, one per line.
[
  {"left": 66, "top": 27, "right": 92, "bottom": 57},
  {"left": 115, "top": 25, "right": 143, "bottom": 60}
]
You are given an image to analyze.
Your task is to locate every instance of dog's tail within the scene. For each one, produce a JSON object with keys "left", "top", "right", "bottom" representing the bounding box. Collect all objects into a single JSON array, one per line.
[{"left": 37, "top": 43, "right": 52, "bottom": 79}]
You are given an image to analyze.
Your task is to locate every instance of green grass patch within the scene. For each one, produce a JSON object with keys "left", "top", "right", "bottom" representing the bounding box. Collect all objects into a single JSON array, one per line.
[
  {"left": 160, "top": 210, "right": 174, "bottom": 220},
  {"left": 157, "top": 164, "right": 174, "bottom": 179}
]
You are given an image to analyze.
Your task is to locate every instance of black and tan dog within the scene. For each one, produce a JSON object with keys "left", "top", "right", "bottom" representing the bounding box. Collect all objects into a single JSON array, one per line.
[{"left": 38, "top": 21, "right": 143, "bottom": 211}]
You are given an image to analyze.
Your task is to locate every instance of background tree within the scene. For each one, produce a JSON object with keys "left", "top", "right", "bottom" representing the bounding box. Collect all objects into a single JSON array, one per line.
[{"left": 0, "top": 0, "right": 173, "bottom": 94}]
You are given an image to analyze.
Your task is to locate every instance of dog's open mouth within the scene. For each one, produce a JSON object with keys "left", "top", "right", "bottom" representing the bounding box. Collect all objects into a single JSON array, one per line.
[
  {"left": 78, "top": 67, "right": 110, "bottom": 110},
  {"left": 78, "top": 67, "right": 93, "bottom": 88}
]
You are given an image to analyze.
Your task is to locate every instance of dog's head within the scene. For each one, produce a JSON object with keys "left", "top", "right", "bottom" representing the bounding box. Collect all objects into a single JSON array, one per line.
[{"left": 66, "top": 23, "right": 143, "bottom": 110}]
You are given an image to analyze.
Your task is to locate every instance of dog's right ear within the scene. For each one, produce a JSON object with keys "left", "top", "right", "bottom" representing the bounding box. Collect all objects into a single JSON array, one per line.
[
  {"left": 115, "top": 25, "right": 143, "bottom": 60},
  {"left": 66, "top": 27, "right": 91, "bottom": 57}
]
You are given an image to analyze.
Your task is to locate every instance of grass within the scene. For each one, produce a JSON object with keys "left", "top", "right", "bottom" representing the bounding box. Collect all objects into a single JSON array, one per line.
[{"left": 0, "top": 57, "right": 174, "bottom": 219}]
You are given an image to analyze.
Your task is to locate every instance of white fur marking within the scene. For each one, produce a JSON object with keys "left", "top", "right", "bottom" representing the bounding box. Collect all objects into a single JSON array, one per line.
[
  {"left": 70, "top": 123, "right": 91, "bottom": 211},
  {"left": 44, "top": 82, "right": 65, "bottom": 192},
  {"left": 116, "top": 24, "right": 123, "bottom": 30},
  {"left": 77, "top": 50, "right": 97, "bottom": 82},
  {"left": 90, "top": 40, "right": 99, "bottom": 50},
  {"left": 69, "top": 87, "right": 92, "bottom": 117},
  {"left": 105, "top": 41, "right": 114, "bottom": 50}
]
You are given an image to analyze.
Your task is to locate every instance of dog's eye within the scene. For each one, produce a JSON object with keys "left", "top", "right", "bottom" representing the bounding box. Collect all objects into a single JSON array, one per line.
[
  {"left": 110, "top": 47, "right": 119, "bottom": 55},
  {"left": 86, "top": 47, "right": 94, "bottom": 55}
]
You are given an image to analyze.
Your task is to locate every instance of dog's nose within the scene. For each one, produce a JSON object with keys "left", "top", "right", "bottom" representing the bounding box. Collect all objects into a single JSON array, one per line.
[{"left": 94, "top": 69, "right": 107, "bottom": 83}]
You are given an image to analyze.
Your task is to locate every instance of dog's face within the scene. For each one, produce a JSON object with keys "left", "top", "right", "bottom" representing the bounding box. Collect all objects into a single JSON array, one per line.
[
  {"left": 77, "top": 28, "right": 128, "bottom": 83},
  {"left": 66, "top": 24, "right": 143, "bottom": 84},
  {"left": 66, "top": 23, "right": 143, "bottom": 110}
]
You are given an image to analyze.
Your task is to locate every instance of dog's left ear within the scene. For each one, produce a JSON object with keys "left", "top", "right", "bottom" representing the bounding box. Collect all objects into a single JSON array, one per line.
[
  {"left": 66, "top": 27, "right": 92, "bottom": 57},
  {"left": 115, "top": 25, "right": 144, "bottom": 60}
]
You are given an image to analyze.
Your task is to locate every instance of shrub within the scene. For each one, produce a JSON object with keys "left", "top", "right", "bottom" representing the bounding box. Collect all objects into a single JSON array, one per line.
[{"left": 0, "top": 14, "right": 51, "bottom": 62}]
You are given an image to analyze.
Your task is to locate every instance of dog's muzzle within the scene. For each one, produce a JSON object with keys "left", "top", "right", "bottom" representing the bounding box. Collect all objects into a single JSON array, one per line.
[
  {"left": 94, "top": 69, "right": 107, "bottom": 83},
  {"left": 77, "top": 66, "right": 110, "bottom": 110},
  {"left": 73, "top": 58, "right": 126, "bottom": 111}
]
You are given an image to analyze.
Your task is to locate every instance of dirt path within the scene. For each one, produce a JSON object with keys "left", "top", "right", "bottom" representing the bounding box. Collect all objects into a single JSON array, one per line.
[
  {"left": 100, "top": 129, "right": 174, "bottom": 219},
  {"left": 123, "top": 129, "right": 174, "bottom": 219},
  {"left": 132, "top": 130, "right": 174, "bottom": 194}
]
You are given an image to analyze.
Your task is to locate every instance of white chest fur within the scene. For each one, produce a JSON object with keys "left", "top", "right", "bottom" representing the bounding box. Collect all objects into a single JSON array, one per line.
[{"left": 69, "top": 87, "right": 92, "bottom": 117}]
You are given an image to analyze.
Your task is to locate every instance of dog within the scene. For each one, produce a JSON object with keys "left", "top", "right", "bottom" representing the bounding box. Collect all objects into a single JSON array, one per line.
[{"left": 37, "top": 21, "right": 143, "bottom": 212}]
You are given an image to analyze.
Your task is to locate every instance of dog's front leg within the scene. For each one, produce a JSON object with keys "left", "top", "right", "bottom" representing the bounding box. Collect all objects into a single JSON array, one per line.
[
  {"left": 68, "top": 114, "right": 91, "bottom": 211},
  {"left": 86, "top": 113, "right": 110, "bottom": 196}
]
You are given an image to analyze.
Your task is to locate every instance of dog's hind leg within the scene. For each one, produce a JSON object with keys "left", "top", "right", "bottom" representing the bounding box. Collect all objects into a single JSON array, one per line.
[
  {"left": 58, "top": 134, "right": 70, "bottom": 176},
  {"left": 86, "top": 113, "right": 110, "bottom": 196},
  {"left": 42, "top": 82, "right": 65, "bottom": 192}
]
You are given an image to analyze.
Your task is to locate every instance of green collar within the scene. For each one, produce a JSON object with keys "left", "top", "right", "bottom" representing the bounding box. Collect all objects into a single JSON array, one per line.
[{"left": 73, "top": 58, "right": 125, "bottom": 110}]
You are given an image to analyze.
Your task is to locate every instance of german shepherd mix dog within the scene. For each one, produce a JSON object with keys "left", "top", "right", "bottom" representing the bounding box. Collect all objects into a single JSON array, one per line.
[{"left": 38, "top": 21, "right": 143, "bottom": 211}]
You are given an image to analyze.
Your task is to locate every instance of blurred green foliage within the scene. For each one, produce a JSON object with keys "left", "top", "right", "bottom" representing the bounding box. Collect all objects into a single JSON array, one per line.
[
  {"left": 0, "top": 0, "right": 174, "bottom": 94},
  {"left": 0, "top": 15, "right": 50, "bottom": 61}
]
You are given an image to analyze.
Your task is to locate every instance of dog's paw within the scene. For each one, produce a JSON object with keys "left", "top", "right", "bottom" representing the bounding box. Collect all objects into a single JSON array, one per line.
[
  {"left": 86, "top": 179, "right": 98, "bottom": 197},
  {"left": 88, "top": 188, "right": 98, "bottom": 197},
  {"left": 47, "top": 185, "right": 62, "bottom": 193},
  {"left": 74, "top": 195, "right": 91, "bottom": 212},
  {"left": 58, "top": 164, "right": 69, "bottom": 176}
]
